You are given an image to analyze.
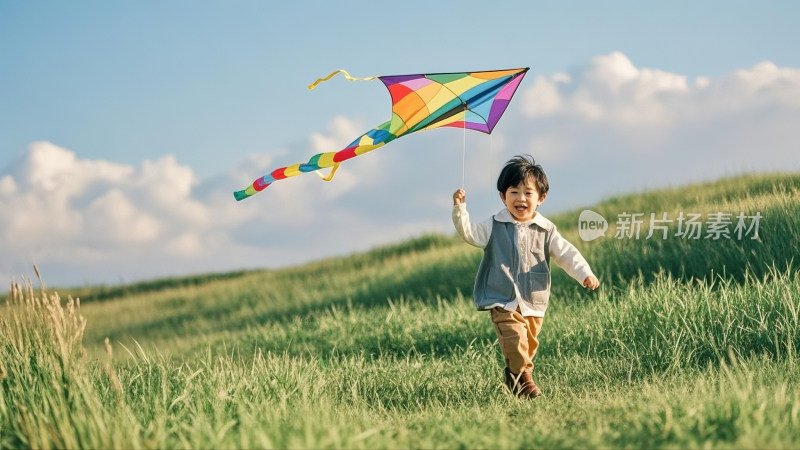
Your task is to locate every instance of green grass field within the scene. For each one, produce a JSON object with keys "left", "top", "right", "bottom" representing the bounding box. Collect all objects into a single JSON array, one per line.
[{"left": 2, "top": 172, "right": 799, "bottom": 449}]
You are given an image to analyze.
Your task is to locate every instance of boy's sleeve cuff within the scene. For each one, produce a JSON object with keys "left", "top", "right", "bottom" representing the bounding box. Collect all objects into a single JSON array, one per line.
[{"left": 577, "top": 268, "right": 596, "bottom": 282}]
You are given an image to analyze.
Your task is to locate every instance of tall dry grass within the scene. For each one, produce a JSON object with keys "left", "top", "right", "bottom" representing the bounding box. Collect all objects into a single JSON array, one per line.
[{"left": 0, "top": 268, "right": 129, "bottom": 448}]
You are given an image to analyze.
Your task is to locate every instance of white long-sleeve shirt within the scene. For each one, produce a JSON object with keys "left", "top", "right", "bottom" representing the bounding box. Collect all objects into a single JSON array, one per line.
[{"left": 453, "top": 203, "right": 595, "bottom": 316}]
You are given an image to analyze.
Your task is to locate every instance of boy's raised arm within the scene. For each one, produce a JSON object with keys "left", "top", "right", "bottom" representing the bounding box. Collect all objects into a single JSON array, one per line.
[{"left": 452, "top": 189, "right": 492, "bottom": 248}]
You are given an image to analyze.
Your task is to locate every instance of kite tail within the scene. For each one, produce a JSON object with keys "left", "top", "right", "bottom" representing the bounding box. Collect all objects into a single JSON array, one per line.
[
  {"left": 308, "top": 69, "right": 378, "bottom": 90},
  {"left": 233, "top": 154, "right": 342, "bottom": 201},
  {"left": 234, "top": 120, "right": 393, "bottom": 201}
]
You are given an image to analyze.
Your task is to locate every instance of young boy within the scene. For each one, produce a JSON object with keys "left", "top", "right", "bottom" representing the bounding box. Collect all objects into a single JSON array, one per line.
[{"left": 452, "top": 155, "right": 599, "bottom": 399}]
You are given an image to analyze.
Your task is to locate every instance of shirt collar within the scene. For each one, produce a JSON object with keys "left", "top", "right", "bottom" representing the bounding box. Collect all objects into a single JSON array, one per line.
[{"left": 495, "top": 208, "right": 551, "bottom": 229}]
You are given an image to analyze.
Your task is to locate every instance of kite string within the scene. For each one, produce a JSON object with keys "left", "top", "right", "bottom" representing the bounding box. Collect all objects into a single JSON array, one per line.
[
  {"left": 461, "top": 117, "right": 466, "bottom": 189},
  {"left": 490, "top": 133, "right": 494, "bottom": 188}
]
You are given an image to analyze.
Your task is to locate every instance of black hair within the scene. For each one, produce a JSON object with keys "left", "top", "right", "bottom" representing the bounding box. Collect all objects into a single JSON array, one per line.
[{"left": 496, "top": 154, "right": 549, "bottom": 196}]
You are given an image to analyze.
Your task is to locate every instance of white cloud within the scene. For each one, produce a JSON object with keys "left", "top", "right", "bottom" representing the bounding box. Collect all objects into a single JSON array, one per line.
[
  {"left": 0, "top": 175, "right": 16, "bottom": 196},
  {"left": 522, "top": 76, "right": 564, "bottom": 118},
  {"left": 0, "top": 142, "right": 240, "bottom": 285},
  {"left": 20, "top": 141, "right": 134, "bottom": 196},
  {"left": 524, "top": 52, "right": 800, "bottom": 127},
  {"left": 84, "top": 189, "right": 161, "bottom": 244},
  {"left": 0, "top": 191, "right": 83, "bottom": 247},
  {"left": 518, "top": 52, "right": 800, "bottom": 196},
  {"left": 526, "top": 52, "right": 691, "bottom": 126},
  {"left": 694, "top": 76, "right": 711, "bottom": 89},
  {"left": 136, "top": 155, "right": 197, "bottom": 201}
]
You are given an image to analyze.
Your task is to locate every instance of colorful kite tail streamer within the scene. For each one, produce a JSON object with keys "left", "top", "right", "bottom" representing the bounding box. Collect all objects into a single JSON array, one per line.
[{"left": 308, "top": 70, "right": 378, "bottom": 90}]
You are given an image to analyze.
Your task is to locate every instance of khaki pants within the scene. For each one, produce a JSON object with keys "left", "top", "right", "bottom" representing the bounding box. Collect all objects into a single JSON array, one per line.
[{"left": 490, "top": 306, "right": 544, "bottom": 374}]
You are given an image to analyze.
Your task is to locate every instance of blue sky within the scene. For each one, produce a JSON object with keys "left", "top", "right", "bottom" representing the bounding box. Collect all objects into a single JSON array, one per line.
[{"left": 2, "top": 1, "right": 799, "bottom": 286}]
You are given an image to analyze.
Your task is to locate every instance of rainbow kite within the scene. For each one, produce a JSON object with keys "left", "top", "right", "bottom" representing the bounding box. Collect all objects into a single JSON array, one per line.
[{"left": 234, "top": 67, "right": 529, "bottom": 201}]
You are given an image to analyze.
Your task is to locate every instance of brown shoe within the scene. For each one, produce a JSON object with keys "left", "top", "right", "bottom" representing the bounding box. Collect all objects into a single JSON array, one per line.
[{"left": 504, "top": 367, "right": 542, "bottom": 398}]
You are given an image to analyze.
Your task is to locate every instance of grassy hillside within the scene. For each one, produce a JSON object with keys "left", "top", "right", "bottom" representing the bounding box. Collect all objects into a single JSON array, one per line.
[{"left": 1, "top": 172, "right": 799, "bottom": 449}]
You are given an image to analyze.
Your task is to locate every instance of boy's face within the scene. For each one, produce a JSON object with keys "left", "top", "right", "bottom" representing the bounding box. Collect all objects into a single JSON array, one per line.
[{"left": 500, "top": 179, "right": 546, "bottom": 222}]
